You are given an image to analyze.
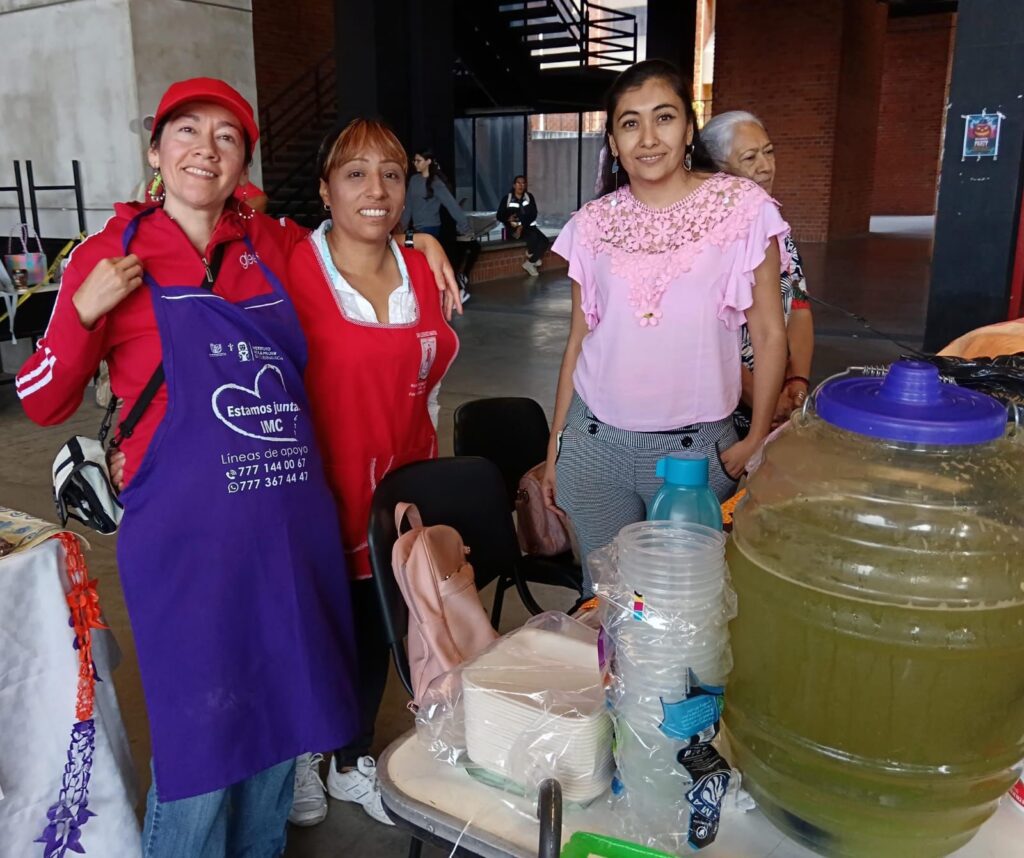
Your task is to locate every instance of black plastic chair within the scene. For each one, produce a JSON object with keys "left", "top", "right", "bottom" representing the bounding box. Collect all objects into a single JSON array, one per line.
[
  {"left": 453, "top": 397, "right": 584, "bottom": 618},
  {"left": 367, "top": 456, "right": 523, "bottom": 697},
  {"left": 367, "top": 457, "right": 563, "bottom": 856}
]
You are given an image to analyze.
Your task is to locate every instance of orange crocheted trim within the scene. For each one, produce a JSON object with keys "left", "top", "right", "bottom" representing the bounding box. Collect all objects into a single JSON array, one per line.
[{"left": 59, "top": 533, "right": 108, "bottom": 722}]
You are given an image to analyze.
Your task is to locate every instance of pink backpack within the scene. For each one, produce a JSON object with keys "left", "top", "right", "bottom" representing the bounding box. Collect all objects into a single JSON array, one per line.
[{"left": 391, "top": 503, "right": 499, "bottom": 707}]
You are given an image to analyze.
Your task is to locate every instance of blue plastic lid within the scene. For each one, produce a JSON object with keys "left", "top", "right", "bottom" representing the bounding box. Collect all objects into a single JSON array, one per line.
[
  {"left": 655, "top": 453, "right": 709, "bottom": 486},
  {"left": 816, "top": 360, "right": 1006, "bottom": 445}
]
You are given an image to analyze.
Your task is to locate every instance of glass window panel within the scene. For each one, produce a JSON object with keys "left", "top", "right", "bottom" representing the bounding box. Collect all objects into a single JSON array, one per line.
[
  {"left": 527, "top": 113, "right": 580, "bottom": 230},
  {"left": 472, "top": 116, "right": 525, "bottom": 215},
  {"left": 453, "top": 118, "right": 474, "bottom": 212}
]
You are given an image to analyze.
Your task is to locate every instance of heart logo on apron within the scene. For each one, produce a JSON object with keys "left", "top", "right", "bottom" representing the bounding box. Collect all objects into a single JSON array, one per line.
[{"left": 211, "top": 363, "right": 301, "bottom": 442}]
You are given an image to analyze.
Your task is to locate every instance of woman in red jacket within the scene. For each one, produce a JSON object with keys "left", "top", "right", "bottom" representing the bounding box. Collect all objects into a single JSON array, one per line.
[
  {"left": 284, "top": 119, "right": 458, "bottom": 827},
  {"left": 16, "top": 80, "right": 456, "bottom": 855}
]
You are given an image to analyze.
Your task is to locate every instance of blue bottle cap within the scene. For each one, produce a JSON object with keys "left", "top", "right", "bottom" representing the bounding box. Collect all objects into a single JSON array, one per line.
[
  {"left": 655, "top": 453, "right": 709, "bottom": 487},
  {"left": 816, "top": 360, "right": 1007, "bottom": 446}
]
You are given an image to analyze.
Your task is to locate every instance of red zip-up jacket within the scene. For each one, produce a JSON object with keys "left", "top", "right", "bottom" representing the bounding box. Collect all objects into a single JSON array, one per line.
[{"left": 16, "top": 202, "right": 307, "bottom": 486}]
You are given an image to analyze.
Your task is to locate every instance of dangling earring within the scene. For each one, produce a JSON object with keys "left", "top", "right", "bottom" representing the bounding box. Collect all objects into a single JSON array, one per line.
[
  {"left": 237, "top": 201, "right": 255, "bottom": 221},
  {"left": 149, "top": 170, "right": 165, "bottom": 203},
  {"left": 612, "top": 156, "right": 621, "bottom": 189},
  {"left": 683, "top": 146, "right": 693, "bottom": 172}
]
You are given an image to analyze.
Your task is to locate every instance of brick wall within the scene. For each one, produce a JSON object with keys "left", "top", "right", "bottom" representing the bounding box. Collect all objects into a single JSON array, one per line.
[
  {"left": 251, "top": 0, "right": 334, "bottom": 111},
  {"left": 713, "top": 0, "right": 845, "bottom": 242},
  {"left": 871, "top": 13, "right": 956, "bottom": 215},
  {"left": 469, "top": 245, "right": 567, "bottom": 285}
]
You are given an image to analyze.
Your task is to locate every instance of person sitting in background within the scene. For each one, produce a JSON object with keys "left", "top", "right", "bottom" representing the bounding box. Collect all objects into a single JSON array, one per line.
[
  {"left": 497, "top": 175, "right": 551, "bottom": 277},
  {"left": 401, "top": 148, "right": 477, "bottom": 303},
  {"left": 703, "top": 110, "right": 814, "bottom": 432}
]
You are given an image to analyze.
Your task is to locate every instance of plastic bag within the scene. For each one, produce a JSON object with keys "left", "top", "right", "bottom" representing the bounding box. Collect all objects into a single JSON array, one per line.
[
  {"left": 415, "top": 612, "right": 613, "bottom": 804},
  {"left": 590, "top": 522, "right": 739, "bottom": 853},
  {"left": 908, "top": 353, "right": 1024, "bottom": 410}
]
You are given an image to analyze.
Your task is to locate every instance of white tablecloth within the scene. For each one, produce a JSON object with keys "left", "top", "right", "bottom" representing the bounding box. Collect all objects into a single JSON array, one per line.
[{"left": 0, "top": 536, "right": 140, "bottom": 858}]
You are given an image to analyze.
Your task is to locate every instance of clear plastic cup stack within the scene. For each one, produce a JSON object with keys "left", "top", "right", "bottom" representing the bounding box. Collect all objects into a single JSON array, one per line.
[{"left": 591, "top": 521, "right": 737, "bottom": 854}]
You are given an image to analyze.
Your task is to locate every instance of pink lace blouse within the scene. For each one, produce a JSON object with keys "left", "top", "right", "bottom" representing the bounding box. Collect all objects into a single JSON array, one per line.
[{"left": 553, "top": 173, "right": 791, "bottom": 431}]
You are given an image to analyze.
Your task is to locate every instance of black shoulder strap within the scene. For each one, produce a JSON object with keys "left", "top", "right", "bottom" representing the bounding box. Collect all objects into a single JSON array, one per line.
[{"left": 106, "top": 243, "right": 229, "bottom": 448}]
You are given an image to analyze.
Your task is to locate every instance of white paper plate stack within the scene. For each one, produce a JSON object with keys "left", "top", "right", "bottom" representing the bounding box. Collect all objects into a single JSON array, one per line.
[{"left": 462, "top": 627, "right": 613, "bottom": 802}]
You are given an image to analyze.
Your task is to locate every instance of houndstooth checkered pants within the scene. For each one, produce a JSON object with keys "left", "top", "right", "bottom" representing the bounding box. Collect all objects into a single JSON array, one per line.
[{"left": 556, "top": 393, "right": 738, "bottom": 595}]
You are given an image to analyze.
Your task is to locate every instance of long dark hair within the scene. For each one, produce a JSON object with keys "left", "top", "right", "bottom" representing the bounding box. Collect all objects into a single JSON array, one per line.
[
  {"left": 596, "top": 59, "right": 714, "bottom": 198},
  {"left": 415, "top": 147, "right": 452, "bottom": 200}
]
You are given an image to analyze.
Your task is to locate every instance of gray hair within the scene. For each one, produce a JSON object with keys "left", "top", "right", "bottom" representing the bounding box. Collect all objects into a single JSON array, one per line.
[{"left": 701, "top": 111, "right": 766, "bottom": 170}]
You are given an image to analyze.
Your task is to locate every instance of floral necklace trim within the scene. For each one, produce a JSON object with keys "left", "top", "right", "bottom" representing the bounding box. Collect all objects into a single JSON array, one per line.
[
  {"left": 574, "top": 173, "right": 777, "bottom": 326},
  {"left": 36, "top": 533, "right": 107, "bottom": 858}
]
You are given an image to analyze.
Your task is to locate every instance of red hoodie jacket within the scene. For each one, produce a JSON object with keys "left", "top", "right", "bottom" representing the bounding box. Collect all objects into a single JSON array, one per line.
[{"left": 16, "top": 202, "right": 306, "bottom": 486}]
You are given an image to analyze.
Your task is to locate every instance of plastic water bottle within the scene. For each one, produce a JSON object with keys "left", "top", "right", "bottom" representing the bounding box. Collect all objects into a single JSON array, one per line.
[{"left": 647, "top": 454, "right": 723, "bottom": 530}]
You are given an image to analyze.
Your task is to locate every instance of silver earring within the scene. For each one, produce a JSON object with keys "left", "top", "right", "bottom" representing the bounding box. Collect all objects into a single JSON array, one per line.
[
  {"left": 612, "top": 156, "right": 622, "bottom": 189},
  {"left": 684, "top": 148, "right": 693, "bottom": 172}
]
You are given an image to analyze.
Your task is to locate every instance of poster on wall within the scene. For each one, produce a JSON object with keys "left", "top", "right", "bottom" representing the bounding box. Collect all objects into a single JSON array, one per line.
[{"left": 961, "top": 110, "right": 1005, "bottom": 161}]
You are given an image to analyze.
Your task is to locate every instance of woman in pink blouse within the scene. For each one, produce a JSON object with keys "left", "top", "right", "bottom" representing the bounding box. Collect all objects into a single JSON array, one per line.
[{"left": 542, "top": 60, "right": 789, "bottom": 594}]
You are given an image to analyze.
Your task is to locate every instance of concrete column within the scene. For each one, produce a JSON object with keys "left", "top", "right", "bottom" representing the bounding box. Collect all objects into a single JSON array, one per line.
[
  {"left": 924, "top": 0, "right": 1024, "bottom": 349},
  {"left": 646, "top": 0, "right": 696, "bottom": 78},
  {"left": 334, "top": 0, "right": 454, "bottom": 170},
  {"left": 0, "top": 0, "right": 260, "bottom": 237}
]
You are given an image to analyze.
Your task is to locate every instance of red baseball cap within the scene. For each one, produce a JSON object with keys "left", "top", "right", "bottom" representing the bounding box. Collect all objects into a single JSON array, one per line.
[{"left": 151, "top": 77, "right": 259, "bottom": 148}]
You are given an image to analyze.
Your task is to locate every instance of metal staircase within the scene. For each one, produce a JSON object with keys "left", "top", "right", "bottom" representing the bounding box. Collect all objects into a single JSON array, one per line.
[
  {"left": 455, "top": 0, "right": 637, "bottom": 113},
  {"left": 260, "top": 3, "right": 637, "bottom": 223},
  {"left": 499, "top": 0, "right": 637, "bottom": 70}
]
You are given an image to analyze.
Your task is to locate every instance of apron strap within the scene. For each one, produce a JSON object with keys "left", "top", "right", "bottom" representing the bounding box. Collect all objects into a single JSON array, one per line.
[
  {"left": 243, "top": 236, "right": 289, "bottom": 301},
  {"left": 121, "top": 206, "right": 159, "bottom": 255},
  {"left": 109, "top": 218, "right": 227, "bottom": 448}
]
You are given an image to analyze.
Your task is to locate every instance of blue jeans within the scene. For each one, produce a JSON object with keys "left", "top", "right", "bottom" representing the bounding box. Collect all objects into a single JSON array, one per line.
[{"left": 142, "top": 759, "right": 296, "bottom": 858}]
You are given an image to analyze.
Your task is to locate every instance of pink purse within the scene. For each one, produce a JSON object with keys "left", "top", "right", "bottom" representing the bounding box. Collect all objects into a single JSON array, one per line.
[
  {"left": 514, "top": 462, "right": 572, "bottom": 557},
  {"left": 4, "top": 224, "right": 48, "bottom": 287},
  {"left": 391, "top": 503, "right": 498, "bottom": 707}
]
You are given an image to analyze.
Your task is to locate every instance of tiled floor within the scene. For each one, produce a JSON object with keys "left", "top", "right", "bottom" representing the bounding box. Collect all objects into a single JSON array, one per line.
[{"left": 0, "top": 223, "right": 932, "bottom": 857}]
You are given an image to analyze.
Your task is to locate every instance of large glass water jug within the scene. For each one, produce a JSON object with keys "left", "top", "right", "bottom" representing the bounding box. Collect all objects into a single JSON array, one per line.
[{"left": 725, "top": 361, "right": 1024, "bottom": 857}]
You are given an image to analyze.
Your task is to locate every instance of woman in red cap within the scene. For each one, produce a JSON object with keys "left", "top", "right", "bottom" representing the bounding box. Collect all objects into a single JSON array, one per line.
[{"left": 15, "top": 78, "right": 455, "bottom": 856}]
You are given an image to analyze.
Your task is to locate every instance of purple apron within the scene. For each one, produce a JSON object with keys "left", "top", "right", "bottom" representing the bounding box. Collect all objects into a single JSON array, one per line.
[{"left": 116, "top": 209, "right": 359, "bottom": 801}]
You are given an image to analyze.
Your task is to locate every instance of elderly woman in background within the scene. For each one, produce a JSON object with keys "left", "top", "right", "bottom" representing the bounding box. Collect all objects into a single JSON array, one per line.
[{"left": 703, "top": 110, "right": 814, "bottom": 429}]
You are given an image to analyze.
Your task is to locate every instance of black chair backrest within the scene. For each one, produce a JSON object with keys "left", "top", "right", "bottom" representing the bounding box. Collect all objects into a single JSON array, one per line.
[
  {"left": 367, "top": 456, "right": 522, "bottom": 696},
  {"left": 453, "top": 397, "right": 551, "bottom": 510}
]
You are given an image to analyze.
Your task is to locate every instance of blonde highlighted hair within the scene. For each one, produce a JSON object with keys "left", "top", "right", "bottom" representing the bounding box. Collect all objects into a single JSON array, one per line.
[{"left": 317, "top": 118, "right": 408, "bottom": 181}]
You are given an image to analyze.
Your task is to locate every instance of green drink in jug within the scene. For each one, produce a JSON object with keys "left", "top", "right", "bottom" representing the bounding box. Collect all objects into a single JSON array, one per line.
[{"left": 725, "top": 363, "right": 1024, "bottom": 857}]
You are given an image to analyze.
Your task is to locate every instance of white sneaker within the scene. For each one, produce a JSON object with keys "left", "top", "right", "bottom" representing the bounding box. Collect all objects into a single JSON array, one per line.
[
  {"left": 326, "top": 755, "right": 394, "bottom": 826},
  {"left": 522, "top": 260, "right": 539, "bottom": 277},
  {"left": 459, "top": 287, "right": 471, "bottom": 304},
  {"left": 288, "top": 753, "right": 327, "bottom": 827}
]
